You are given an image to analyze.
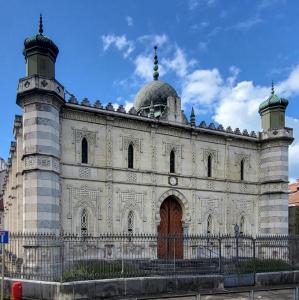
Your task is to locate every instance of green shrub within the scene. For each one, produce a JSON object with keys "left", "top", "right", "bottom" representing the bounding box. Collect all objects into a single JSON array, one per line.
[
  {"left": 62, "top": 260, "right": 138, "bottom": 282},
  {"left": 238, "top": 258, "right": 292, "bottom": 274}
]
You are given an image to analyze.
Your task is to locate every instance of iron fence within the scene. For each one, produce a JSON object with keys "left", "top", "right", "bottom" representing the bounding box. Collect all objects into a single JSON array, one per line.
[{"left": 2, "top": 233, "right": 299, "bottom": 282}]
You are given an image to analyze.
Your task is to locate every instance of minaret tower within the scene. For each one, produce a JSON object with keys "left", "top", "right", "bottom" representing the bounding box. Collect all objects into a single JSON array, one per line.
[
  {"left": 16, "top": 15, "right": 64, "bottom": 233},
  {"left": 258, "top": 83, "right": 293, "bottom": 234}
]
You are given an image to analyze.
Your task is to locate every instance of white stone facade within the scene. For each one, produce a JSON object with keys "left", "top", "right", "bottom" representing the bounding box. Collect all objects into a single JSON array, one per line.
[{"left": 2, "top": 74, "right": 293, "bottom": 236}]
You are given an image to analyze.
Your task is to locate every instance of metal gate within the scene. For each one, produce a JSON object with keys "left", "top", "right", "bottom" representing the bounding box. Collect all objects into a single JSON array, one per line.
[{"left": 221, "top": 235, "right": 255, "bottom": 287}]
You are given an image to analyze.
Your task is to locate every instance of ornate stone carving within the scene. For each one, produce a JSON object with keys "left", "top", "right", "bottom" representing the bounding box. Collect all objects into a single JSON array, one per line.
[
  {"left": 24, "top": 156, "right": 60, "bottom": 173},
  {"left": 120, "top": 135, "right": 143, "bottom": 169},
  {"left": 156, "top": 189, "right": 190, "bottom": 223},
  {"left": 67, "top": 184, "right": 102, "bottom": 221},
  {"left": 79, "top": 167, "right": 90, "bottom": 179},
  {"left": 198, "top": 197, "right": 224, "bottom": 225},
  {"left": 106, "top": 182, "right": 113, "bottom": 231},
  {"left": 116, "top": 190, "right": 146, "bottom": 226},
  {"left": 162, "top": 141, "right": 183, "bottom": 158},
  {"left": 234, "top": 153, "right": 251, "bottom": 168},
  {"left": 106, "top": 125, "right": 112, "bottom": 167},
  {"left": 73, "top": 128, "right": 96, "bottom": 145},
  {"left": 127, "top": 171, "right": 137, "bottom": 183},
  {"left": 206, "top": 180, "right": 215, "bottom": 190},
  {"left": 121, "top": 136, "right": 142, "bottom": 152},
  {"left": 72, "top": 128, "right": 97, "bottom": 164},
  {"left": 202, "top": 148, "right": 219, "bottom": 163}
]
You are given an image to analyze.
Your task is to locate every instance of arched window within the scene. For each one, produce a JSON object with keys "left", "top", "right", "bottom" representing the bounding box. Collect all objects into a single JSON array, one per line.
[
  {"left": 240, "top": 159, "right": 244, "bottom": 181},
  {"left": 240, "top": 216, "right": 245, "bottom": 235},
  {"left": 81, "top": 137, "right": 88, "bottom": 163},
  {"left": 81, "top": 208, "right": 88, "bottom": 236},
  {"left": 207, "top": 214, "right": 212, "bottom": 234},
  {"left": 207, "top": 154, "right": 212, "bottom": 177},
  {"left": 170, "top": 149, "right": 175, "bottom": 173},
  {"left": 128, "top": 144, "right": 134, "bottom": 169},
  {"left": 128, "top": 210, "right": 134, "bottom": 233}
]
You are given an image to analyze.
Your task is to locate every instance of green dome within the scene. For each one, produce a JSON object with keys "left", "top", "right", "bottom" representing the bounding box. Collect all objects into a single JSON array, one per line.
[
  {"left": 134, "top": 80, "right": 178, "bottom": 112},
  {"left": 259, "top": 93, "right": 288, "bottom": 113},
  {"left": 23, "top": 33, "right": 59, "bottom": 58}
]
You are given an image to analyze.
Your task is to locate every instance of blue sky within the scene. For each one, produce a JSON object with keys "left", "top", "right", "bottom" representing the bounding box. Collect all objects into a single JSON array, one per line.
[{"left": 0, "top": 0, "right": 299, "bottom": 180}]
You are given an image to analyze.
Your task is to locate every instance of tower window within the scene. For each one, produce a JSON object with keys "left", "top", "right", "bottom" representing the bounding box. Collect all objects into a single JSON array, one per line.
[
  {"left": 170, "top": 149, "right": 175, "bottom": 173},
  {"left": 207, "top": 155, "right": 212, "bottom": 177},
  {"left": 207, "top": 214, "right": 212, "bottom": 234},
  {"left": 240, "top": 159, "right": 244, "bottom": 181},
  {"left": 128, "top": 210, "right": 134, "bottom": 233},
  {"left": 128, "top": 144, "right": 134, "bottom": 169},
  {"left": 81, "top": 137, "right": 88, "bottom": 164},
  {"left": 81, "top": 208, "right": 88, "bottom": 236}
]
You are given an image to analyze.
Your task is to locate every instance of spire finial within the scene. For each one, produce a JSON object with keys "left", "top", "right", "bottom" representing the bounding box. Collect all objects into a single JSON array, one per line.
[
  {"left": 39, "top": 14, "right": 43, "bottom": 35},
  {"left": 190, "top": 107, "right": 196, "bottom": 127},
  {"left": 153, "top": 45, "right": 159, "bottom": 81},
  {"left": 271, "top": 80, "right": 274, "bottom": 95}
]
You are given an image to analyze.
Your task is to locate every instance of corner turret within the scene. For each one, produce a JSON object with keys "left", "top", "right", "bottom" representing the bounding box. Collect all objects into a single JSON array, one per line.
[
  {"left": 259, "top": 82, "right": 288, "bottom": 131},
  {"left": 23, "top": 14, "right": 59, "bottom": 79}
]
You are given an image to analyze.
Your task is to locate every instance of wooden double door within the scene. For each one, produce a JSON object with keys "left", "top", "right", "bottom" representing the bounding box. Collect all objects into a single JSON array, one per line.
[{"left": 157, "top": 197, "right": 183, "bottom": 259}]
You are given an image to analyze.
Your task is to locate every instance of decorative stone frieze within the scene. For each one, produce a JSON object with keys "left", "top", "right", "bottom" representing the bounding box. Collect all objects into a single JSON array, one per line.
[{"left": 23, "top": 155, "right": 60, "bottom": 173}]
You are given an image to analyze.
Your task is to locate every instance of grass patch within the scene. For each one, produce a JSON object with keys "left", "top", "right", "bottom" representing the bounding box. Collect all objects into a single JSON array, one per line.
[{"left": 62, "top": 260, "right": 139, "bottom": 282}]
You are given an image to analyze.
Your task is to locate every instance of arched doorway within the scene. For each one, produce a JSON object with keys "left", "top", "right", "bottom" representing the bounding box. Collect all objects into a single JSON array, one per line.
[{"left": 158, "top": 197, "right": 183, "bottom": 259}]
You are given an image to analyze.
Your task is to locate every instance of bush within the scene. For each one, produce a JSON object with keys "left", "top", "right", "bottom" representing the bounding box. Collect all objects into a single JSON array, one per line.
[
  {"left": 239, "top": 258, "right": 292, "bottom": 274},
  {"left": 62, "top": 260, "right": 138, "bottom": 282}
]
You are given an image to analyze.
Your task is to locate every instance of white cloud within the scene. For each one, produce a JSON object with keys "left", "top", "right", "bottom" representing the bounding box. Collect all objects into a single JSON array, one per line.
[
  {"left": 126, "top": 16, "right": 133, "bottom": 27},
  {"left": 181, "top": 68, "right": 222, "bottom": 106},
  {"left": 124, "top": 101, "right": 134, "bottom": 111},
  {"left": 101, "top": 34, "right": 135, "bottom": 58},
  {"left": 162, "top": 48, "right": 192, "bottom": 78},
  {"left": 134, "top": 54, "right": 166, "bottom": 81},
  {"left": 134, "top": 55, "right": 153, "bottom": 81},
  {"left": 231, "top": 15, "right": 263, "bottom": 31},
  {"left": 138, "top": 34, "right": 168, "bottom": 47},
  {"left": 188, "top": 0, "right": 215, "bottom": 10},
  {"left": 277, "top": 65, "right": 299, "bottom": 97},
  {"left": 286, "top": 117, "right": 299, "bottom": 182}
]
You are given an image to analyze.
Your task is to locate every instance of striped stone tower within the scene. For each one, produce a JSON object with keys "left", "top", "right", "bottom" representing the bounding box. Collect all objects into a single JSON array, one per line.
[
  {"left": 259, "top": 83, "right": 293, "bottom": 235},
  {"left": 16, "top": 15, "right": 64, "bottom": 233}
]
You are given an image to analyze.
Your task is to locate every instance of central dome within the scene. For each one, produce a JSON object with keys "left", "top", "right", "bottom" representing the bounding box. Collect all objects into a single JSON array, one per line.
[{"left": 134, "top": 80, "right": 178, "bottom": 112}]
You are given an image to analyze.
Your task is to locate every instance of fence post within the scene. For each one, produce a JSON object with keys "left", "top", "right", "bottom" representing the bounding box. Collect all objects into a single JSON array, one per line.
[
  {"left": 218, "top": 235, "right": 222, "bottom": 274},
  {"left": 59, "top": 234, "right": 64, "bottom": 283},
  {"left": 121, "top": 234, "right": 124, "bottom": 276},
  {"left": 253, "top": 237, "right": 256, "bottom": 279},
  {"left": 173, "top": 235, "right": 176, "bottom": 274}
]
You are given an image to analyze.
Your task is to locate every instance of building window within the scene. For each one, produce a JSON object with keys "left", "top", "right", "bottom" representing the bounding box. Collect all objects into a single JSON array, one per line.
[
  {"left": 240, "top": 159, "right": 244, "bottom": 181},
  {"left": 207, "top": 154, "right": 212, "bottom": 177},
  {"left": 81, "top": 137, "right": 88, "bottom": 163},
  {"left": 128, "top": 210, "right": 134, "bottom": 233},
  {"left": 207, "top": 214, "right": 212, "bottom": 234},
  {"left": 128, "top": 143, "right": 134, "bottom": 169},
  {"left": 81, "top": 208, "right": 88, "bottom": 236},
  {"left": 240, "top": 216, "right": 245, "bottom": 235},
  {"left": 170, "top": 149, "right": 175, "bottom": 173}
]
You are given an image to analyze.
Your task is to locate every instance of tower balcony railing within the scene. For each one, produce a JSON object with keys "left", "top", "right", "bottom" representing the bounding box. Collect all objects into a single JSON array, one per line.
[{"left": 17, "top": 74, "right": 64, "bottom": 99}]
